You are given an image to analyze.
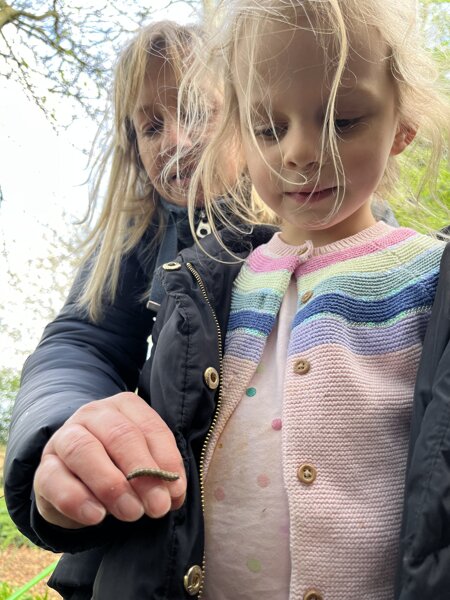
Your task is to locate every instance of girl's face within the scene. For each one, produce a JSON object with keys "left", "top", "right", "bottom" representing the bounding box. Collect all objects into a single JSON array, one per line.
[
  {"left": 235, "top": 19, "right": 411, "bottom": 246},
  {"left": 133, "top": 55, "right": 203, "bottom": 207}
]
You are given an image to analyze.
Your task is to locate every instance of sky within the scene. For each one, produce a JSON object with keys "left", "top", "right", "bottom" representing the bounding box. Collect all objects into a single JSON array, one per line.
[{"left": 0, "top": 1, "right": 201, "bottom": 373}]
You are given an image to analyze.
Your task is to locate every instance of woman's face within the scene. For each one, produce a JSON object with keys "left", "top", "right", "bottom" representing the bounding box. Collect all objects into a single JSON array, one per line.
[{"left": 132, "top": 55, "right": 203, "bottom": 207}]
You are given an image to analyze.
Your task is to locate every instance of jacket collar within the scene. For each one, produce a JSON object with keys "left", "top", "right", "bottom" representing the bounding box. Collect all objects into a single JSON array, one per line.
[
  {"left": 158, "top": 225, "right": 278, "bottom": 309},
  {"left": 180, "top": 224, "right": 278, "bottom": 270}
]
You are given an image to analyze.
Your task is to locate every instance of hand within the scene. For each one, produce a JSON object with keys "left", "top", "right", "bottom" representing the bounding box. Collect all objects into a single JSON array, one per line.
[{"left": 33, "top": 392, "right": 186, "bottom": 529}]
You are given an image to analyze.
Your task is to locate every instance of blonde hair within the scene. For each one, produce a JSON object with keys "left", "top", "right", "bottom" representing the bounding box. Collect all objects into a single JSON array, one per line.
[
  {"left": 183, "top": 0, "right": 449, "bottom": 244},
  {"left": 78, "top": 21, "right": 204, "bottom": 321}
]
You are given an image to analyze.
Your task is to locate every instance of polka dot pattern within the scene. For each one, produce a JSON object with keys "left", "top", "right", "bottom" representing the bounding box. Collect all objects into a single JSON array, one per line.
[
  {"left": 246, "top": 558, "right": 262, "bottom": 573},
  {"left": 214, "top": 487, "right": 225, "bottom": 501},
  {"left": 257, "top": 474, "right": 270, "bottom": 488},
  {"left": 202, "top": 282, "right": 295, "bottom": 597},
  {"left": 271, "top": 418, "right": 282, "bottom": 430}
]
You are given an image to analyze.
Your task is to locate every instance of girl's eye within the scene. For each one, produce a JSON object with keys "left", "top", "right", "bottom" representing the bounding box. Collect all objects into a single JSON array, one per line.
[
  {"left": 253, "top": 125, "right": 286, "bottom": 140},
  {"left": 334, "top": 118, "right": 360, "bottom": 132}
]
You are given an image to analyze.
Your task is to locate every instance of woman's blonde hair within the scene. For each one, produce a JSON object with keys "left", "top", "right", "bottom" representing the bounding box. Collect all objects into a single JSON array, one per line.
[
  {"left": 78, "top": 21, "right": 204, "bottom": 321},
  {"left": 183, "top": 0, "right": 449, "bottom": 244}
]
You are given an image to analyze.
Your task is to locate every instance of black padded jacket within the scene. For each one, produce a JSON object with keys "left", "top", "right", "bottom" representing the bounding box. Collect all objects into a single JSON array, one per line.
[
  {"left": 396, "top": 242, "right": 450, "bottom": 600},
  {"left": 4, "top": 226, "right": 274, "bottom": 599}
]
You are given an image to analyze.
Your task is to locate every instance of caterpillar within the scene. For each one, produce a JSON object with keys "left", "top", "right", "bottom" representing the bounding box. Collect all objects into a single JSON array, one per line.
[{"left": 126, "top": 467, "right": 180, "bottom": 482}]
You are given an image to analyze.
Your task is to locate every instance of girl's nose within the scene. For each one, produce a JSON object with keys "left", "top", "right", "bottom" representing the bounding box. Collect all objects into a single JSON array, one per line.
[{"left": 282, "top": 124, "right": 321, "bottom": 171}]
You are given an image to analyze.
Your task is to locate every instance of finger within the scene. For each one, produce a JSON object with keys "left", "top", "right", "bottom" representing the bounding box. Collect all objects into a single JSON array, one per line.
[
  {"left": 48, "top": 422, "right": 147, "bottom": 521},
  {"left": 62, "top": 395, "right": 182, "bottom": 517},
  {"left": 52, "top": 393, "right": 186, "bottom": 518},
  {"left": 34, "top": 453, "right": 107, "bottom": 528},
  {"left": 86, "top": 394, "right": 187, "bottom": 508},
  {"left": 128, "top": 427, "right": 187, "bottom": 508},
  {"left": 109, "top": 394, "right": 187, "bottom": 487},
  {"left": 108, "top": 396, "right": 187, "bottom": 509}
]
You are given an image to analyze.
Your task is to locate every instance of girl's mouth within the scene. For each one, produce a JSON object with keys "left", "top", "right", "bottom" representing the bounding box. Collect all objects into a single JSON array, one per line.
[{"left": 286, "top": 187, "right": 337, "bottom": 203}]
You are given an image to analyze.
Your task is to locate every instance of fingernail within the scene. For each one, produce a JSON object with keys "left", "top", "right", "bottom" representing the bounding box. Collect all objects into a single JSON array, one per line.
[
  {"left": 145, "top": 486, "right": 171, "bottom": 518},
  {"left": 170, "top": 476, "right": 186, "bottom": 499},
  {"left": 80, "top": 500, "right": 106, "bottom": 524},
  {"left": 114, "top": 493, "right": 145, "bottom": 521}
]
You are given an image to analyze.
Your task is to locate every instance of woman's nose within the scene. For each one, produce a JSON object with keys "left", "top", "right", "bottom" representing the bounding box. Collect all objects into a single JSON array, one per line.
[
  {"left": 282, "top": 124, "right": 321, "bottom": 171},
  {"left": 161, "top": 119, "right": 193, "bottom": 155}
]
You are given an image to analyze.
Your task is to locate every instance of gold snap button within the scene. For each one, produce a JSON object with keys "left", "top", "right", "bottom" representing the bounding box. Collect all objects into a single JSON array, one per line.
[
  {"left": 162, "top": 261, "right": 181, "bottom": 271},
  {"left": 293, "top": 359, "right": 310, "bottom": 375},
  {"left": 303, "top": 590, "right": 323, "bottom": 600},
  {"left": 301, "top": 290, "right": 314, "bottom": 304},
  {"left": 297, "top": 463, "right": 317, "bottom": 485},
  {"left": 204, "top": 367, "right": 219, "bottom": 390},
  {"left": 184, "top": 565, "right": 203, "bottom": 596}
]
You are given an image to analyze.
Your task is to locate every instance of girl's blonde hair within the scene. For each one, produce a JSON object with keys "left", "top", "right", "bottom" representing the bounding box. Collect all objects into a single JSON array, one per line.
[
  {"left": 78, "top": 21, "right": 204, "bottom": 321},
  {"left": 183, "top": 0, "right": 449, "bottom": 244}
]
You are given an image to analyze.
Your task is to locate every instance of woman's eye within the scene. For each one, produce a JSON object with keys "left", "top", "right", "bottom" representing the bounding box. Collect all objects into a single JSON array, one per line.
[{"left": 142, "top": 118, "right": 163, "bottom": 137}]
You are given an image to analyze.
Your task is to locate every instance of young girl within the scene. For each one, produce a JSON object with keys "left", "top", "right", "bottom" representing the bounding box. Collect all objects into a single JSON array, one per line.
[
  {"left": 4, "top": 5, "right": 447, "bottom": 600},
  {"left": 3, "top": 19, "right": 253, "bottom": 600},
  {"left": 168, "top": 0, "right": 445, "bottom": 598},
  {"left": 181, "top": 2, "right": 448, "bottom": 599}
]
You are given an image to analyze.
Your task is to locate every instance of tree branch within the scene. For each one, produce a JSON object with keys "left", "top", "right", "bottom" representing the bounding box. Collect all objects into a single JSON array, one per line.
[{"left": 0, "top": 1, "right": 58, "bottom": 31}]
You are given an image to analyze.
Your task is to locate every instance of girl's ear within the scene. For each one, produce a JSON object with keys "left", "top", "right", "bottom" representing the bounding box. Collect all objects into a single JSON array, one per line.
[{"left": 390, "top": 123, "right": 417, "bottom": 156}]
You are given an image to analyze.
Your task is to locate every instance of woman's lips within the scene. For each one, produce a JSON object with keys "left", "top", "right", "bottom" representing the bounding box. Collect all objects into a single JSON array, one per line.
[
  {"left": 286, "top": 187, "right": 336, "bottom": 203},
  {"left": 170, "top": 174, "right": 192, "bottom": 187}
]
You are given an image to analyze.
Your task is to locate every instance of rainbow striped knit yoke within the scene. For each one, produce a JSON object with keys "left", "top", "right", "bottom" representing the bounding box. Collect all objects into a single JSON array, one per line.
[{"left": 225, "top": 223, "right": 443, "bottom": 370}]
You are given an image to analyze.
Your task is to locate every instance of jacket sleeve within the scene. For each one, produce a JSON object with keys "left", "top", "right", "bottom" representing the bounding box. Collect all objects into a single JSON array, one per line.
[
  {"left": 396, "top": 242, "right": 450, "bottom": 599},
  {"left": 3, "top": 239, "right": 155, "bottom": 550}
]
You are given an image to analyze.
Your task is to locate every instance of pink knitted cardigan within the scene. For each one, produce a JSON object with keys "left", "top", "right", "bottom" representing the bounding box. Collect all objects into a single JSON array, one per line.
[{"left": 204, "top": 222, "right": 444, "bottom": 599}]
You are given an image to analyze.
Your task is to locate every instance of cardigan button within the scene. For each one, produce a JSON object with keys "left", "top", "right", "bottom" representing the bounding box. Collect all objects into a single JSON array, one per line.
[
  {"left": 184, "top": 565, "right": 203, "bottom": 596},
  {"left": 293, "top": 359, "right": 310, "bottom": 375},
  {"left": 303, "top": 589, "right": 323, "bottom": 600},
  {"left": 162, "top": 261, "right": 181, "bottom": 271},
  {"left": 297, "top": 464, "right": 317, "bottom": 485},
  {"left": 204, "top": 367, "right": 219, "bottom": 390},
  {"left": 301, "top": 290, "right": 314, "bottom": 303}
]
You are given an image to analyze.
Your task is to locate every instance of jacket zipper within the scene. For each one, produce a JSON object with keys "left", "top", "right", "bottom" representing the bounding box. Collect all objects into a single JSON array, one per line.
[{"left": 186, "top": 262, "right": 224, "bottom": 598}]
